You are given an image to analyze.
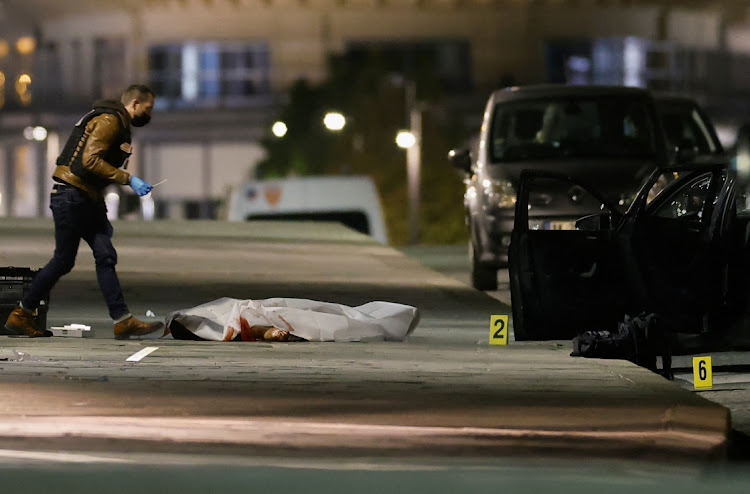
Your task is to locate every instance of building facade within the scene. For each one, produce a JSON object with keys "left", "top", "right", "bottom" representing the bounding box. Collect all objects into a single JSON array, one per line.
[{"left": 1, "top": 0, "right": 749, "bottom": 219}]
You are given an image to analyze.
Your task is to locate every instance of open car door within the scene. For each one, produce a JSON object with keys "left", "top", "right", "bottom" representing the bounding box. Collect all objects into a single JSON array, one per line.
[
  {"left": 509, "top": 164, "right": 736, "bottom": 341},
  {"left": 619, "top": 163, "right": 736, "bottom": 336},
  {"left": 508, "top": 170, "right": 626, "bottom": 341}
]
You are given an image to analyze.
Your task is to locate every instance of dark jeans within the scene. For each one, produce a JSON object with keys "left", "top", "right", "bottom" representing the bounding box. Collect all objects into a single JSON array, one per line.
[{"left": 22, "top": 184, "right": 129, "bottom": 320}]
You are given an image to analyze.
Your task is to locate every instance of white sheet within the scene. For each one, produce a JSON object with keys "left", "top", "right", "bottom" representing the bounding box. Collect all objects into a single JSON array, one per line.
[{"left": 164, "top": 297, "right": 419, "bottom": 342}]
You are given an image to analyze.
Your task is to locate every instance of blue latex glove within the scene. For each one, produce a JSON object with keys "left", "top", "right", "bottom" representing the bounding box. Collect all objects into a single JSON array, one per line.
[{"left": 129, "top": 176, "right": 153, "bottom": 197}]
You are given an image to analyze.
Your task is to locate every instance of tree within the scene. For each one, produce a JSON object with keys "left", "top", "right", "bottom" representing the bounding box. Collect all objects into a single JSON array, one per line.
[
  {"left": 258, "top": 50, "right": 470, "bottom": 245},
  {"left": 256, "top": 79, "right": 334, "bottom": 177}
]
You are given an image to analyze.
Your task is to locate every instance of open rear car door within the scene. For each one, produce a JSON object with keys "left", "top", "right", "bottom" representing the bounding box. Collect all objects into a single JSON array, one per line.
[{"left": 509, "top": 164, "right": 736, "bottom": 341}]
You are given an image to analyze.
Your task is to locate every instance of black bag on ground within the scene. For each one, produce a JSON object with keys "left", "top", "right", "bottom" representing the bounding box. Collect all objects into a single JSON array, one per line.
[
  {"left": 570, "top": 328, "right": 635, "bottom": 361},
  {"left": 0, "top": 267, "right": 49, "bottom": 332},
  {"left": 571, "top": 313, "right": 672, "bottom": 379}
]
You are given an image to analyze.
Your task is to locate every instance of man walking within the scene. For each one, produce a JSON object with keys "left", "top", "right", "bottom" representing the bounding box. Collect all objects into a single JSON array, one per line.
[{"left": 3, "top": 84, "right": 164, "bottom": 339}]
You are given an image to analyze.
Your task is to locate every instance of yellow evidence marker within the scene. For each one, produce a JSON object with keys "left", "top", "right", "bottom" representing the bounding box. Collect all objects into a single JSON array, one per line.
[
  {"left": 693, "top": 356, "right": 713, "bottom": 389},
  {"left": 490, "top": 315, "right": 509, "bottom": 345}
]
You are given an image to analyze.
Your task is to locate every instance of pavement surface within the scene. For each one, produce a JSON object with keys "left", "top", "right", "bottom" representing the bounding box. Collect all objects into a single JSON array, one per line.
[
  {"left": 0, "top": 218, "right": 735, "bottom": 465},
  {"left": 400, "top": 244, "right": 750, "bottom": 449}
]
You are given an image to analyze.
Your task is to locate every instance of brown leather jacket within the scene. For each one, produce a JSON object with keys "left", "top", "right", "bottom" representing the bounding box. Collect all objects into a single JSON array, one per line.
[{"left": 53, "top": 106, "right": 132, "bottom": 201}]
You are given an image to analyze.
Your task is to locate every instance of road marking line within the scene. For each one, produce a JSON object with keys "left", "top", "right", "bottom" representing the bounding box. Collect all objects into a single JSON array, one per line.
[
  {"left": 126, "top": 346, "right": 159, "bottom": 362},
  {"left": 0, "top": 449, "right": 133, "bottom": 464}
]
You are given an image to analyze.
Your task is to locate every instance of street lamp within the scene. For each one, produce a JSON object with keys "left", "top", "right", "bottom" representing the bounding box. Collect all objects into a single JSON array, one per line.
[
  {"left": 396, "top": 96, "right": 422, "bottom": 245},
  {"left": 390, "top": 74, "right": 422, "bottom": 245},
  {"left": 405, "top": 108, "right": 421, "bottom": 245},
  {"left": 22, "top": 125, "right": 50, "bottom": 217},
  {"left": 23, "top": 125, "right": 47, "bottom": 141},
  {"left": 271, "top": 121, "right": 288, "bottom": 138},
  {"left": 395, "top": 130, "right": 416, "bottom": 149},
  {"left": 323, "top": 111, "right": 346, "bottom": 132},
  {"left": 323, "top": 111, "right": 354, "bottom": 174}
]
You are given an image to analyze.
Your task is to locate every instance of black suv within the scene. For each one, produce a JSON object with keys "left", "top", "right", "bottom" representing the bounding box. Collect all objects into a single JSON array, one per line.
[{"left": 450, "top": 85, "right": 669, "bottom": 290}]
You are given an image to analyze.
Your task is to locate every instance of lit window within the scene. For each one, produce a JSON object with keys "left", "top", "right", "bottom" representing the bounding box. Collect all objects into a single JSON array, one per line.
[
  {"left": 148, "top": 41, "right": 271, "bottom": 108},
  {"left": 16, "top": 36, "right": 36, "bottom": 55}
]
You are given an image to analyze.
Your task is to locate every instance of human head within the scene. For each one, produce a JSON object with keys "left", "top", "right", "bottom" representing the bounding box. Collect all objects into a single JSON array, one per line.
[
  {"left": 536, "top": 103, "right": 564, "bottom": 143},
  {"left": 121, "top": 84, "right": 155, "bottom": 127}
]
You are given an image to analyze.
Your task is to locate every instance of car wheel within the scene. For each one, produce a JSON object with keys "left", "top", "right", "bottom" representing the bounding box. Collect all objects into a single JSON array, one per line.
[
  {"left": 510, "top": 270, "right": 531, "bottom": 341},
  {"left": 469, "top": 241, "right": 498, "bottom": 291}
]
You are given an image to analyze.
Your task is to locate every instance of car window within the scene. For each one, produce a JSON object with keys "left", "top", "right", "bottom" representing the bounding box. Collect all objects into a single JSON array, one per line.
[
  {"left": 659, "top": 106, "right": 719, "bottom": 155},
  {"left": 490, "top": 96, "right": 658, "bottom": 162},
  {"left": 651, "top": 173, "right": 714, "bottom": 220},
  {"left": 646, "top": 171, "right": 678, "bottom": 204}
]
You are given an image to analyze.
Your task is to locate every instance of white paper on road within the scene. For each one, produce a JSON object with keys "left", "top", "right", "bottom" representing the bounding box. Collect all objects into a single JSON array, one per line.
[{"left": 163, "top": 297, "right": 419, "bottom": 342}]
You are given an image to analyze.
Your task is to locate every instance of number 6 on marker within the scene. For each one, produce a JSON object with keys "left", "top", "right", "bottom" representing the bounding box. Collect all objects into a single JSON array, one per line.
[
  {"left": 490, "top": 315, "right": 508, "bottom": 345},
  {"left": 693, "top": 356, "right": 712, "bottom": 389}
]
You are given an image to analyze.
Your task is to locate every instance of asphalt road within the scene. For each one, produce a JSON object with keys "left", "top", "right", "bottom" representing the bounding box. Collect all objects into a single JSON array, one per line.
[
  {"left": 0, "top": 221, "right": 747, "bottom": 492},
  {"left": 400, "top": 243, "right": 750, "bottom": 446}
]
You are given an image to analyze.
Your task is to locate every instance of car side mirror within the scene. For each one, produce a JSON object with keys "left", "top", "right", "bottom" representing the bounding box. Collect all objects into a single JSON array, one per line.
[
  {"left": 575, "top": 212, "right": 611, "bottom": 231},
  {"left": 449, "top": 148, "right": 472, "bottom": 174}
]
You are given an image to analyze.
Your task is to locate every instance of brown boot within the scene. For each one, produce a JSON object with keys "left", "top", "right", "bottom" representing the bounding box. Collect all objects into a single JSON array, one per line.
[
  {"left": 3, "top": 304, "right": 52, "bottom": 338},
  {"left": 114, "top": 316, "right": 165, "bottom": 340}
]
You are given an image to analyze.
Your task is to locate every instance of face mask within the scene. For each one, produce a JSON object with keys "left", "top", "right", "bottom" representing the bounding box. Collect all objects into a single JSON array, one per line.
[{"left": 131, "top": 112, "right": 151, "bottom": 127}]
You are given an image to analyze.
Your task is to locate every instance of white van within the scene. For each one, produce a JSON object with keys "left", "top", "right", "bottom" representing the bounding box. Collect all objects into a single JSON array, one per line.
[{"left": 225, "top": 175, "right": 388, "bottom": 244}]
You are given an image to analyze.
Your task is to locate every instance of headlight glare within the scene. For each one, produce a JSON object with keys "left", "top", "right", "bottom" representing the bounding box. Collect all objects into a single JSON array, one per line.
[{"left": 484, "top": 179, "right": 516, "bottom": 208}]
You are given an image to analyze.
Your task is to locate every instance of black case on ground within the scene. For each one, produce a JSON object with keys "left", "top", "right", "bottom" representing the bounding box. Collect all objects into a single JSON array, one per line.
[{"left": 0, "top": 267, "right": 49, "bottom": 332}]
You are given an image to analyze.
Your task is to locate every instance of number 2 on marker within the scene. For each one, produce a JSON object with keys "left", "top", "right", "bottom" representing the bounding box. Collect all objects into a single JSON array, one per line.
[{"left": 490, "top": 315, "right": 508, "bottom": 345}]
